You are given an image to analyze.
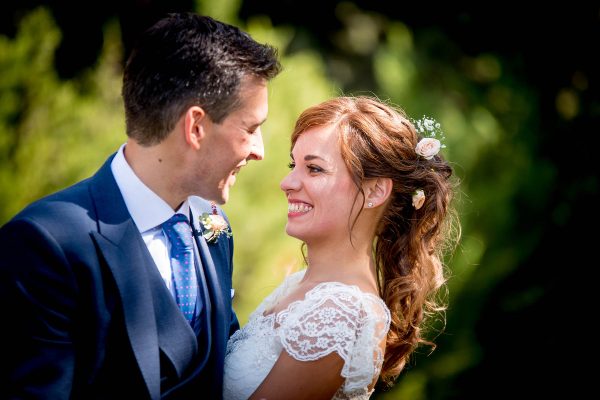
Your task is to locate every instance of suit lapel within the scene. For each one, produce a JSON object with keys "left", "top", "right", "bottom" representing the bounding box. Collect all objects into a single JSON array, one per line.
[
  {"left": 87, "top": 157, "right": 197, "bottom": 398},
  {"left": 195, "top": 235, "right": 227, "bottom": 344},
  {"left": 91, "top": 226, "right": 160, "bottom": 399},
  {"left": 89, "top": 158, "right": 161, "bottom": 399},
  {"left": 189, "top": 203, "right": 228, "bottom": 349}
]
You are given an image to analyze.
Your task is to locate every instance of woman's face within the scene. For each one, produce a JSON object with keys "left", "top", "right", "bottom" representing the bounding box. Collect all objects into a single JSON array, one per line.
[{"left": 280, "top": 124, "right": 361, "bottom": 244}]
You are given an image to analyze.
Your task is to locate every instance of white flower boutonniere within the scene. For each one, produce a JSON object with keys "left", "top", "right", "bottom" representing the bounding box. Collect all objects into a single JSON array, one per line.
[{"left": 200, "top": 203, "right": 232, "bottom": 243}]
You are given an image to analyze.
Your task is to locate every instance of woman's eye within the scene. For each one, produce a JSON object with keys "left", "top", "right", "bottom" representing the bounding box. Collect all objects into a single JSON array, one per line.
[
  {"left": 287, "top": 162, "right": 295, "bottom": 169},
  {"left": 308, "top": 165, "right": 323, "bottom": 173}
]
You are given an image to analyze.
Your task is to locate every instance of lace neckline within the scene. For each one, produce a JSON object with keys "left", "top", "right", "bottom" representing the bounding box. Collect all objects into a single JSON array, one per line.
[{"left": 261, "top": 271, "right": 386, "bottom": 319}]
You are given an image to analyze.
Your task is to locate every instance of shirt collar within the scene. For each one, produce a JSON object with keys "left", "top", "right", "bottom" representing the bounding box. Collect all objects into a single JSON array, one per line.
[{"left": 110, "top": 143, "right": 191, "bottom": 233}]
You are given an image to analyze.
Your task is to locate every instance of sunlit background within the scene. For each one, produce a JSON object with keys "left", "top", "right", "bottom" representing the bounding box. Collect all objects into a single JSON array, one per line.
[{"left": 1, "top": 0, "right": 597, "bottom": 398}]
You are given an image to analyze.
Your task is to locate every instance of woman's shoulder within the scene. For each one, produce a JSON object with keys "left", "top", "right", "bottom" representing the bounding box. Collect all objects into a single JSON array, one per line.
[
  {"left": 263, "top": 271, "right": 391, "bottom": 329},
  {"left": 279, "top": 278, "right": 391, "bottom": 330},
  {"left": 305, "top": 280, "right": 390, "bottom": 317},
  {"left": 274, "top": 276, "right": 391, "bottom": 394}
]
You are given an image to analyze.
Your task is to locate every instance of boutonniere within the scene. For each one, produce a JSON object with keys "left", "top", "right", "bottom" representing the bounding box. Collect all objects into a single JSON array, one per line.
[{"left": 199, "top": 202, "right": 232, "bottom": 243}]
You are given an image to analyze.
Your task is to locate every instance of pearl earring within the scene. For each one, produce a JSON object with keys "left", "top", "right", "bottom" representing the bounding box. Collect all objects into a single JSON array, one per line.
[{"left": 367, "top": 202, "right": 373, "bottom": 208}]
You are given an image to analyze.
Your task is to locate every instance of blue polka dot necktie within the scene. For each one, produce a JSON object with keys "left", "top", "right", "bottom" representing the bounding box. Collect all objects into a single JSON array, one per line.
[{"left": 162, "top": 213, "right": 198, "bottom": 323}]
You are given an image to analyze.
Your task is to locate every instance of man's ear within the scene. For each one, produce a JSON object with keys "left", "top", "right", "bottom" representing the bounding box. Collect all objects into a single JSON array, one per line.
[
  {"left": 364, "top": 177, "right": 393, "bottom": 208},
  {"left": 184, "top": 106, "right": 207, "bottom": 150}
]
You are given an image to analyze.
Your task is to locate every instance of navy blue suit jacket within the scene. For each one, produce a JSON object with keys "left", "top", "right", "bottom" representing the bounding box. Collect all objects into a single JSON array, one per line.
[{"left": 0, "top": 155, "right": 239, "bottom": 399}]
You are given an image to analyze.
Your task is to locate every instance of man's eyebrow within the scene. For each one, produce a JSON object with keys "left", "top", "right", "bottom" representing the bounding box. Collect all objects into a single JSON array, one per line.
[{"left": 248, "top": 117, "right": 267, "bottom": 129}]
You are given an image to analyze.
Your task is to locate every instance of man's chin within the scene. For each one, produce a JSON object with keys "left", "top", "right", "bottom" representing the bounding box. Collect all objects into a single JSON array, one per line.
[
  {"left": 214, "top": 196, "right": 227, "bottom": 205},
  {"left": 214, "top": 189, "right": 229, "bottom": 205},
  {"left": 192, "top": 187, "right": 227, "bottom": 205}
]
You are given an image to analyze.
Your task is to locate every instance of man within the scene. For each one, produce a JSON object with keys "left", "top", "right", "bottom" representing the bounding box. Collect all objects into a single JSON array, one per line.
[{"left": 0, "top": 12, "right": 280, "bottom": 399}]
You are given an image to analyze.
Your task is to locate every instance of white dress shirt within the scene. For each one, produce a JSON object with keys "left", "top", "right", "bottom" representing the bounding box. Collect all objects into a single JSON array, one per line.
[{"left": 110, "top": 143, "right": 199, "bottom": 292}]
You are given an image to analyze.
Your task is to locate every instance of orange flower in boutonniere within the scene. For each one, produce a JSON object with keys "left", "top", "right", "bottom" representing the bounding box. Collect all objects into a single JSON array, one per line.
[{"left": 200, "top": 202, "right": 232, "bottom": 243}]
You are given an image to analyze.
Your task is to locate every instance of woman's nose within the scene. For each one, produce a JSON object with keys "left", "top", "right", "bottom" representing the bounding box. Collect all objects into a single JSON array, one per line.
[{"left": 280, "top": 168, "right": 301, "bottom": 192}]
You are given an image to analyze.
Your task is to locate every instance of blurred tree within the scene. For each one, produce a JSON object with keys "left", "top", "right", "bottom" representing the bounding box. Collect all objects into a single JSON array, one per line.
[
  {"left": 0, "top": 0, "right": 195, "bottom": 77},
  {"left": 0, "top": 8, "right": 124, "bottom": 223}
]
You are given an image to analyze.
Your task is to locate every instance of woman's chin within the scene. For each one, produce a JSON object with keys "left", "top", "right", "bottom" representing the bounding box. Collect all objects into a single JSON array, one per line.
[{"left": 285, "top": 226, "right": 303, "bottom": 240}]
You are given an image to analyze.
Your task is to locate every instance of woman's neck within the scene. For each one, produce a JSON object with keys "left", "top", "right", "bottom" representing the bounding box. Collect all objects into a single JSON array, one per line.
[{"left": 302, "top": 237, "right": 378, "bottom": 291}]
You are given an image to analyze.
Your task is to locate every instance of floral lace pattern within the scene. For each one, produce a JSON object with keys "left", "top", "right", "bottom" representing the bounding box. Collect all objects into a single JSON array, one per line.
[{"left": 223, "top": 270, "right": 391, "bottom": 400}]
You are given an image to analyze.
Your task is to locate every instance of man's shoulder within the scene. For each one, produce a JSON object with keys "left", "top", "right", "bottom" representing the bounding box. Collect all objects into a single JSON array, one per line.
[
  {"left": 0, "top": 184, "right": 96, "bottom": 262},
  {"left": 9, "top": 155, "right": 116, "bottom": 226},
  {"left": 4, "top": 177, "right": 97, "bottom": 235}
]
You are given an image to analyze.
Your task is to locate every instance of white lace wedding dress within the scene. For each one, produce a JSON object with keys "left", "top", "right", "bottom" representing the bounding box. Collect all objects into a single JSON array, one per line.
[{"left": 223, "top": 270, "right": 391, "bottom": 400}]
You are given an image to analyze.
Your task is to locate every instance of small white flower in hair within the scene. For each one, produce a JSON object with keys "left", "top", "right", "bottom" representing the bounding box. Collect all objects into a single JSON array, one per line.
[{"left": 412, "top": 189, "right": 426, "bottom": 210}]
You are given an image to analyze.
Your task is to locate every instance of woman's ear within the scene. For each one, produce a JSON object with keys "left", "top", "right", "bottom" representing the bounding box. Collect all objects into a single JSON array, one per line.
[
  {"left": 364, "top": 178, "right": 393, "bottom": 208},
  {"left": 184, "top": 106, "right": 206, "bottom": 150}
]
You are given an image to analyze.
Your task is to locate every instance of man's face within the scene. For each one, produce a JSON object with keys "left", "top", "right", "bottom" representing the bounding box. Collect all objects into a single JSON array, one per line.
[{"left": 193, "top": 76, "right": 268, "bottom": 204}]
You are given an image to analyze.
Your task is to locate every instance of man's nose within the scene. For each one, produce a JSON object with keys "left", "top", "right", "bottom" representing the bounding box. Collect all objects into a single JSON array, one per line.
[{"left": 248, "top": 129, "right": 264, "bottom": 161}]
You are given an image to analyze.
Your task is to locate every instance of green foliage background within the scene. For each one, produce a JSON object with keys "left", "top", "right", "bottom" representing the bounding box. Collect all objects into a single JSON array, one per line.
[{"left": 1, "top": 1, "right": 596, "bottom": 398}]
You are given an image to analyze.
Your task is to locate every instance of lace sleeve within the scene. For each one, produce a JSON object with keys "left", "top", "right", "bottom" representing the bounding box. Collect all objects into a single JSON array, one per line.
[{"left": 275, "top": 283, "right": 391, "bottom": 394}]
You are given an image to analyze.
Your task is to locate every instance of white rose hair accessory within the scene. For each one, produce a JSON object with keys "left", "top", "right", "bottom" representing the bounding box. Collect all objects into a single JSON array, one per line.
[
  {"left": 412, "top": 189, "right": 426, "bottom": 210},
  {"left": 413, "top": 116, "right": 446, "bottom": 160},
  {"left": 415, "top": 138, "right": 441, "bottom": 160}
]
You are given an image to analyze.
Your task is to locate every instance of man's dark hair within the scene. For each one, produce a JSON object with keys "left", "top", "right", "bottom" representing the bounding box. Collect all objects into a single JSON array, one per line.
[{"left": 122, "top": 13, "right": 281, "bottom": 145}]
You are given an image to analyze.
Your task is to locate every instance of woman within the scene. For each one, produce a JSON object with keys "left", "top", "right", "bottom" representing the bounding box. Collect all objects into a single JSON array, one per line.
[{"left": 223, "top": 96, "right": 458, "bottom": 399}]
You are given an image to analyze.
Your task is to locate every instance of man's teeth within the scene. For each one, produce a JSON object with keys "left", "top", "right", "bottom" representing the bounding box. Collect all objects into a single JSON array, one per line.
[{"left": 288, "top": 203, "right": 313, "bottom": 213}]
